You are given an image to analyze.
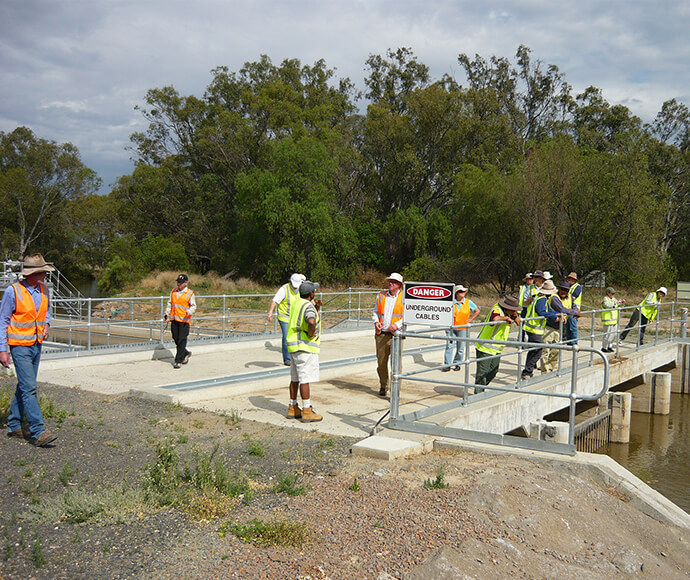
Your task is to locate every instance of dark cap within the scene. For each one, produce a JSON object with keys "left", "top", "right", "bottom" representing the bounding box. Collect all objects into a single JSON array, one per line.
[
  {"left": 176, "top": 274, "right": 189, "bottom": 283},
  {"left": 299, "top": 281, "right": 319, "bottom": 297},
  {"left": 557, "top": 279, "right": 571, "bottom": 291}
]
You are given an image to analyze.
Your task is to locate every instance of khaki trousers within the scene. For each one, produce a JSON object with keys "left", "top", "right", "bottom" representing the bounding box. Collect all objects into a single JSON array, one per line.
[
  {"left": 375, "top": 332, "right": 394, "bottom": 390},
  {"left": 540, "top": 327, "right": 561, "bottom": 373}
]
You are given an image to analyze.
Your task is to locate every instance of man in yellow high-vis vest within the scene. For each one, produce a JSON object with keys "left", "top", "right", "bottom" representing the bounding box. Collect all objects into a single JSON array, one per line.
[
  {"left": 267, "top": 273, "right": 306, "bottom": 366},
  {"left": 0, "top": 254, "right": 58, "bottom": 447},
  {"left": 286, "top": 281, "right": 323, "bottom": 422},
  {"left": 620, "top": 286, "right": 667, "bottom": 345}
]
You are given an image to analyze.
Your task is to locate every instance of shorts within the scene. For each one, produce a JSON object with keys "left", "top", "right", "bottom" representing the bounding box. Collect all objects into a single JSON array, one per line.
[{"left": 290, "top": 351, "right": 319, "bottom": 384}]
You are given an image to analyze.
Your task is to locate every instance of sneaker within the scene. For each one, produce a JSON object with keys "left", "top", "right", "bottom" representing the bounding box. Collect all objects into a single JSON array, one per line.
[
  {"left": 521, "top": 372, "right": 532, "bottom": 380},
  {"left": 173, "top": 362, "right": 181, "bottom": 369},
  {"left": 7, "top": 429, "right": 24, "bottom": 439},
  {"left": 31, "top": 430, "right": 57, "bottom": 447},
  {"left": 182, "top": 351, "right": 191, "bottom": 364},
  {"left": 453, "top": 365, "right": 462, "bottom": 371},
  {"left": 300, "top": 406, "right": 322, "bottom": 422},
  {"left": 287, "top": 404, "right": 302, "bottom": 419}
]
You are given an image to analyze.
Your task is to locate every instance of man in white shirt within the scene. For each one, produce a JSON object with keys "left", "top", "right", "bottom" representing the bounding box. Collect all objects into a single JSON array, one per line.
[{"left": 372, "top": 273, "right": 404, "bottom": 397}]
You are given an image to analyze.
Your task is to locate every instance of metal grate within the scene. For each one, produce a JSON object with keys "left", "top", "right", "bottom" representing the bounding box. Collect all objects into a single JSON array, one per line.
[{"left": 574, "top": 410, "right": 611, "bottom": 453}]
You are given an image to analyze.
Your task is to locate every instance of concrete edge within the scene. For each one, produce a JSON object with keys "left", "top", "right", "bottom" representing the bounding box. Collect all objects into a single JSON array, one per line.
[{"left": 432, "top": 437, "right": 690, "bottom": 531}]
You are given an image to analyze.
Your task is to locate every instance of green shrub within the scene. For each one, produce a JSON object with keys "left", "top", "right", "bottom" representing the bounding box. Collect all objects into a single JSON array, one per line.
[{"left": 219, "top": 519, "right": 309, "bottom": 547}]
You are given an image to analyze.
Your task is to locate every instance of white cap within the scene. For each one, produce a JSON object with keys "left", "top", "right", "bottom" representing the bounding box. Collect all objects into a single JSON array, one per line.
[
  {"left": 290, "top": 273, "right": 306, "bottom": 289},
  {"left": 542, "top": 271, "right": 553, "bottom": 280},
  {"left": 656, "top": 286, "right": 668, "bottom": 295},
  {"left": 386, "top": 272, "right": 403, "bottom": 284}
]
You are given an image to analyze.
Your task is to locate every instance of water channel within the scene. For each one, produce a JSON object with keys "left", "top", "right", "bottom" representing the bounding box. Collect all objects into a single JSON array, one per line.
[{"left": 603, "top": 367, "right": 689, "bottom": 513}]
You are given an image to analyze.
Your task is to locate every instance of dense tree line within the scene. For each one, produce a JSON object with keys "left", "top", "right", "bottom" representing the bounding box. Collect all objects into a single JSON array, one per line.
[{"left": 2, "top": 46, "right": 689, "bottom": 293}]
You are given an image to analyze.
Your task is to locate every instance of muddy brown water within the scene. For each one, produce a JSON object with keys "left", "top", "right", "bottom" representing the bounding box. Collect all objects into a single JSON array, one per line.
[{"left": 604, "top": 367, "right": 690, "bottom": 513}]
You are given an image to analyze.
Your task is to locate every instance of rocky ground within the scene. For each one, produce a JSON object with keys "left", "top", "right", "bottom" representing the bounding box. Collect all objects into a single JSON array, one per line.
[{"left": 0, "top": 377, "right": 688, "bottom": 579}]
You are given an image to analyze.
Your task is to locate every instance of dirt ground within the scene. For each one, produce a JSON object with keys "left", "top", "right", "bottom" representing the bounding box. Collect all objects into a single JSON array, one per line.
[{"left": 0, "top": 377, "right": 688, "bottom": 579}]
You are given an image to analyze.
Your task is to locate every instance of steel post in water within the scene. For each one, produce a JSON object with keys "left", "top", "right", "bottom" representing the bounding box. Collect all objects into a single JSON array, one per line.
[
  {"left": 390, "top": 330, "right": 402, "bottom": 420},
  {"left": 87, "top": 299, "right": 92, "bottom": 350}
]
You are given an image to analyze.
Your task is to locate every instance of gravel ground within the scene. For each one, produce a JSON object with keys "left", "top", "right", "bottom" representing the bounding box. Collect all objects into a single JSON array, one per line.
[{"left": 0, "top": 377, "right": 688, "bottom": 579}]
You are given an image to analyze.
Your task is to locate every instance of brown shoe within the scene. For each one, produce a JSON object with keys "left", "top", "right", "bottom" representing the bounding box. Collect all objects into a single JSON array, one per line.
[
  {"left": 7, "top": 429, "right": 24, "bottom": 439},
  {"left": 378, "top": 386, "right": 388, "bottom": 397},
  {"left": 300, "top": 406, "right": 322, "bottom": 422},
  {"left": 31, "top": 430, "right": 57, "bottom": 447},
  {"left": 287, "top": 404, "right": 302, "bottom": 419}
]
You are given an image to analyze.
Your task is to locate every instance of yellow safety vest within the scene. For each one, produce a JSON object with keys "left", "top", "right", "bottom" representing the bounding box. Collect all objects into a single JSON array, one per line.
[
  {"left": 277, "top": 283, "right": 299, "bottom": 323},
  {"left": 569, "top": 282, "right": 582, "bottom": 308},
  {"left": 639, "top": 292, "right": 660, "bottom": 322},
  {"left": 286, "top": 297, "right": 320, "bottom": 354},
  {"left": 524, "top": 295, "right": 548, "bottom": 336},
  {"left": 601, "top": 297, "right": 619, "bottom": 326},
  {"left": 475, "top": 304, "right": 512, "bottom": 355}
]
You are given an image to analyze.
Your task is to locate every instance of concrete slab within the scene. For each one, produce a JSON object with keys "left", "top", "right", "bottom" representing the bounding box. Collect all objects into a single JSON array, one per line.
[{"left": 351, "top": 435, "right": 433, "bottom": 460}]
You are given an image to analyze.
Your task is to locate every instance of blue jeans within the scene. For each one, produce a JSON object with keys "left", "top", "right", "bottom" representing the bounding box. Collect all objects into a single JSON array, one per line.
[
  {"left": 279, "top": 319, "right": 290, "bottom": 364},
  {"left": 565, "top": 316, "right": 578, "bottom": 345},
  {"left": 444, "top": 328, "right": 468, "bottom": 367},
  {"left": 7, "top": 343, "right": 45, "bottom": 439}
]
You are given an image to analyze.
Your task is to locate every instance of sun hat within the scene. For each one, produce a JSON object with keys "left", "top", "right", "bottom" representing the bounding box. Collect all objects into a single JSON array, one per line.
[
  {"left": 539, "top": 280, "right": 557, "bottom": 295},
  {"left": 532, "top": 270, "right": 544, "bottom": 279},
  {"left": 524, "top": 273, "right": 533, "bottom": 280},
  {"left": 557, "top": 280, "right": 572, "bottom": 291},
  {"left": 290, "top": 273, "right": 306, "bottom": 289},
  {"left": 567, "top": 271, "right": 578, "bottom": 280},
  {"left": 606, "top": 286, "right": 616, "bottom": 294},
  {"left": 498, "top": 295, "right": 520, "bottom": 312},
  {"left": 299, "top": 281, "right": 320, "bottom": 297},
  {"left": 542, "top": 271, "right": 554, "bottom": 280},
  {"left": 386, "top": 272, "right": 403, "bottom": 284},
  {"left": 656, "top": 286, "right": 668, "bottom": 295},
  {"left": 455, "top": 284, "right": 468, "bottom": 294},
  {"left": 21, "top": 254, "right": 55, "bottom": 276}
]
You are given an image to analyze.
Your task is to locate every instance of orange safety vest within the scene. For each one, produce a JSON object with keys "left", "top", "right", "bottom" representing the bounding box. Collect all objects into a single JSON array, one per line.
[
  {"left": 7, "top": 282, "right": 49, "bottom": 346},
  {"left": 169, "top": 288, "right": 194, "bottom": 323},
  {"left": 375, "top": 290, "right": 403, "bottom": 335},
  {"left": 453, "top": 299, "right": 471, "bottom": 329}
]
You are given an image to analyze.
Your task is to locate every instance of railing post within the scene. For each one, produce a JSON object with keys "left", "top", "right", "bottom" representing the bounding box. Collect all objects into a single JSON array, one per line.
[
  {"left": 87, "top": 299, "right": 92, "bottom": 350},
  {"left": 159, "top": 298, "right": 165, "bottom": 343},
  {"left": 222, "top": 295, "right": 227, "bottom": 338},
  {"left": 568, "top": 345, "right": 579, "bottom": 446},
  {"left": 390, "top": 330, "right": 403, "bottom": 420},
  {"left": 589, "top": 309, "right": 595, "bottom": 366},
  {"left": 681, "top": 308, "right": 688, "bottom": 339}
]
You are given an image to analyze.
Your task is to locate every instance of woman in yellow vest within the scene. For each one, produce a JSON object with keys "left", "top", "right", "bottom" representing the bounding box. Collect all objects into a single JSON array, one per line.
[
  {"left": 620, "top": 286, "right": 667, "bottom": 345},
  {"left": 601, "top": 287, "right": 624, "bottom": 352},
  {"left": 474, "top": 295, "right": 521, "bottom": 393},
  {"left": 443, "top": 285, "right": 480, "bottom": 371}
]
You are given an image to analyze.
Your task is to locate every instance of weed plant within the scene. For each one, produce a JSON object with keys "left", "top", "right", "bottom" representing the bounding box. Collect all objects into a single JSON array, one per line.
[
  {"left": 219, "top": 519, "right": 309, "bottom": 547},
  {"left": 424, "top": 467, "right": 449, "bottom": 490},
  {"left": 349, "top": 477, "right": 361, "bottom": 492}
]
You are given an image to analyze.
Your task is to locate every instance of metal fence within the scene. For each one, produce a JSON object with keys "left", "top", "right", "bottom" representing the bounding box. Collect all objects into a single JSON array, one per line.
[
  {"left": 47, "top": 288, "right": 380, "bottom": 353},
  {"left": 385, "top": 300, "right": 690, "bottom": 455}
]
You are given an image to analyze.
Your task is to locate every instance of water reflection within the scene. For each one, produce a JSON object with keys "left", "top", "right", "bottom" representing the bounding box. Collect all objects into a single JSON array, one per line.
[{"left": 604, "top": 368, "right": 690, "bottom": 513}]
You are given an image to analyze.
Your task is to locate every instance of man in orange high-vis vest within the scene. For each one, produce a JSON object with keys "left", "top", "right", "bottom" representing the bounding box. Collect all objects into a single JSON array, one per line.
[
  {"left": 372, "top": 273, "right": 404, "bottom": 397},
  {"left": 165, "top": 274, "right": 197, "bottom": 368},
  {"left": 443, "top": 285, "right": 480, "bottom": 371},
  {"left": 0, "top": 254, "right": 58, "bottom": 447}
]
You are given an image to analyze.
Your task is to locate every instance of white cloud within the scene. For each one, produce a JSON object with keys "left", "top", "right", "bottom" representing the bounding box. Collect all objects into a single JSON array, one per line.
[{"left": 1, "top": 0, "right": 688, "bottom": 191}]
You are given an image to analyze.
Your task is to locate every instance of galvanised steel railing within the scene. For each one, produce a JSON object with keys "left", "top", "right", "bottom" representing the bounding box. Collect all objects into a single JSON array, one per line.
[
  {"left": 385, "top": 300, "right": 689, "bottom": 455},
  {"left": 47, "top": 289, "right": 380, "bottom": 352}
]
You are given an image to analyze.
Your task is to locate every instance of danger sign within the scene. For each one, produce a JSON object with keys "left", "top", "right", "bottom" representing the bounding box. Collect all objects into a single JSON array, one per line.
[{"left": 403, "top": 281, "right": 454, "bottom": 327}]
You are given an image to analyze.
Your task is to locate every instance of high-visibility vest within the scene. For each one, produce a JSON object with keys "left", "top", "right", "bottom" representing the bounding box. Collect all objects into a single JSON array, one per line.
[
  {"left": 601, "top": 296, "right": 619, "bottom": 326},
  {"left": 7, "top": 282, "right": 49, "bottom": 347},
  {"left": 524, "top": 295, "right": 548, "bottom": 335},
  {"left": 639, "top": 292, "right": 660, "bottom": 322},
  {"left": 277, "top": 283, "right": 299, "bottom": 323},
  {"left": 569, "top": 282, "right": 582, "bottom": 308},
  {"left": 169, "top": 288, "right": 194, "bottom": 323},
  {"left": 518, "top": 285, "right": 530, "bottom": 307},
  {"left": 453, "top": 298, "right": 471, "bottom": 329},
  {"left": 375, "top": 290, "right": 403, "bottom": 335},
  {"left": 475, "top": 304, "right": 511, "bottom": 355},
  {"left": 286, "top": 297, "right": 320, "bottom": 354}
]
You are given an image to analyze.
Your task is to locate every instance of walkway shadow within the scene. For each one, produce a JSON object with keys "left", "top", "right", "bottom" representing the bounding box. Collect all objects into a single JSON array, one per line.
[
  {"left": 245, "top": 361, "right": 280, "bottom": 369},
  {"left": 247, "top": 395, "right": 286, "bottom": 417},
  {"left": 411, "top": 352, "right": 443, "bottom": 369},
  {"left": 264, "top": 341, "right": 281, "bottom": 352},
  {"left": 151, "top": 345, "right": 173, "bottom": 361},
  {"left": 328, "top": 378, "right": 378, "bottom": 394}
]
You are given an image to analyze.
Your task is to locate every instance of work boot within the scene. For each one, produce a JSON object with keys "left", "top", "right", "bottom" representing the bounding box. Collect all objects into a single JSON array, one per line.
[
  {"left": 173, "top": 362, "right": 181, "bottom": 369},
  {"left": 378, "top": 386, "right": 388, "bottom": 397},
  {"left": 300, "top": 406, "right": 322, "bottom": 422},
  {"left": 182, "top": 351, "right": 191, "bottom": 364},
  {"left": 287, "top": 404, "right": 302, "bottom": 419},
  {"left": 31, "top": 430, "right": 57, "bottom": 447},
  {"left": 7, "top": 429, "right": 24, "bottom": 439}
]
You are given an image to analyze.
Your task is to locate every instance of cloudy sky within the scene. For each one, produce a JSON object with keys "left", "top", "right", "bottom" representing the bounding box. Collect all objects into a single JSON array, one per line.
[{"left": 1, "top": 0, "right": 688, "bottom": 193}]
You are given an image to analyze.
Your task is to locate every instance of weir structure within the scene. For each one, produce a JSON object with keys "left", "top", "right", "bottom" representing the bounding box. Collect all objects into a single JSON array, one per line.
[{"left": 382, "top": 301, "right": 689, "bottom": 456}]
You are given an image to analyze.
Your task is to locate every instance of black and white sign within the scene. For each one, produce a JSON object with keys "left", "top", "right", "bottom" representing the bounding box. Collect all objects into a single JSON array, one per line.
[{"left": 403, "top": 281, "right": 455, "bottom": 327}]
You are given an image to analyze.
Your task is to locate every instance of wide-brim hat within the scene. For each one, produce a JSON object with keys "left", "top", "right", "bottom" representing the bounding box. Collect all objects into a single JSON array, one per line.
[
  {"left": 543, "top": 271, "right": 554, "bottom": 280},
  {"left": 532, "top": 270, "right": 545, "bottom": 279},
  {"left": 524, "top": 272, "right": 533, "bottom": 280},
  {"left": 606, "top": 286, "right": 616, "bottom": 294},
  {"left": 290, "top": 273, "right": 306, "bottom": 289},
  {"left": 557, "top": 280, "right": 571, "bottom": 291},
  {"left": 567, "top": 271, "right": 578, "bottom": 280},
  {"left": 498, "top": 295, "right": 520, "bottom": 312},
  {"left": 455, "top": 284, "right": 468, "bottom": 294},
  {"left": 386, "top": 272, "right": 403, "bottom": 285},
  {"left": 656, "top": 286, "right": 668, "bottom": 295},
  {"left": 21, "top": 254, "right": 55, "bottom": 276},
  {"left": 539, "top": 280, "right": 558, "bottom": 295}
]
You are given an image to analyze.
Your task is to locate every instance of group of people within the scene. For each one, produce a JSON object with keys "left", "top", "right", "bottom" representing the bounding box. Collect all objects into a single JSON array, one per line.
[{"left": 2, "top": 254, "right": 670, "bottom": 445}]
